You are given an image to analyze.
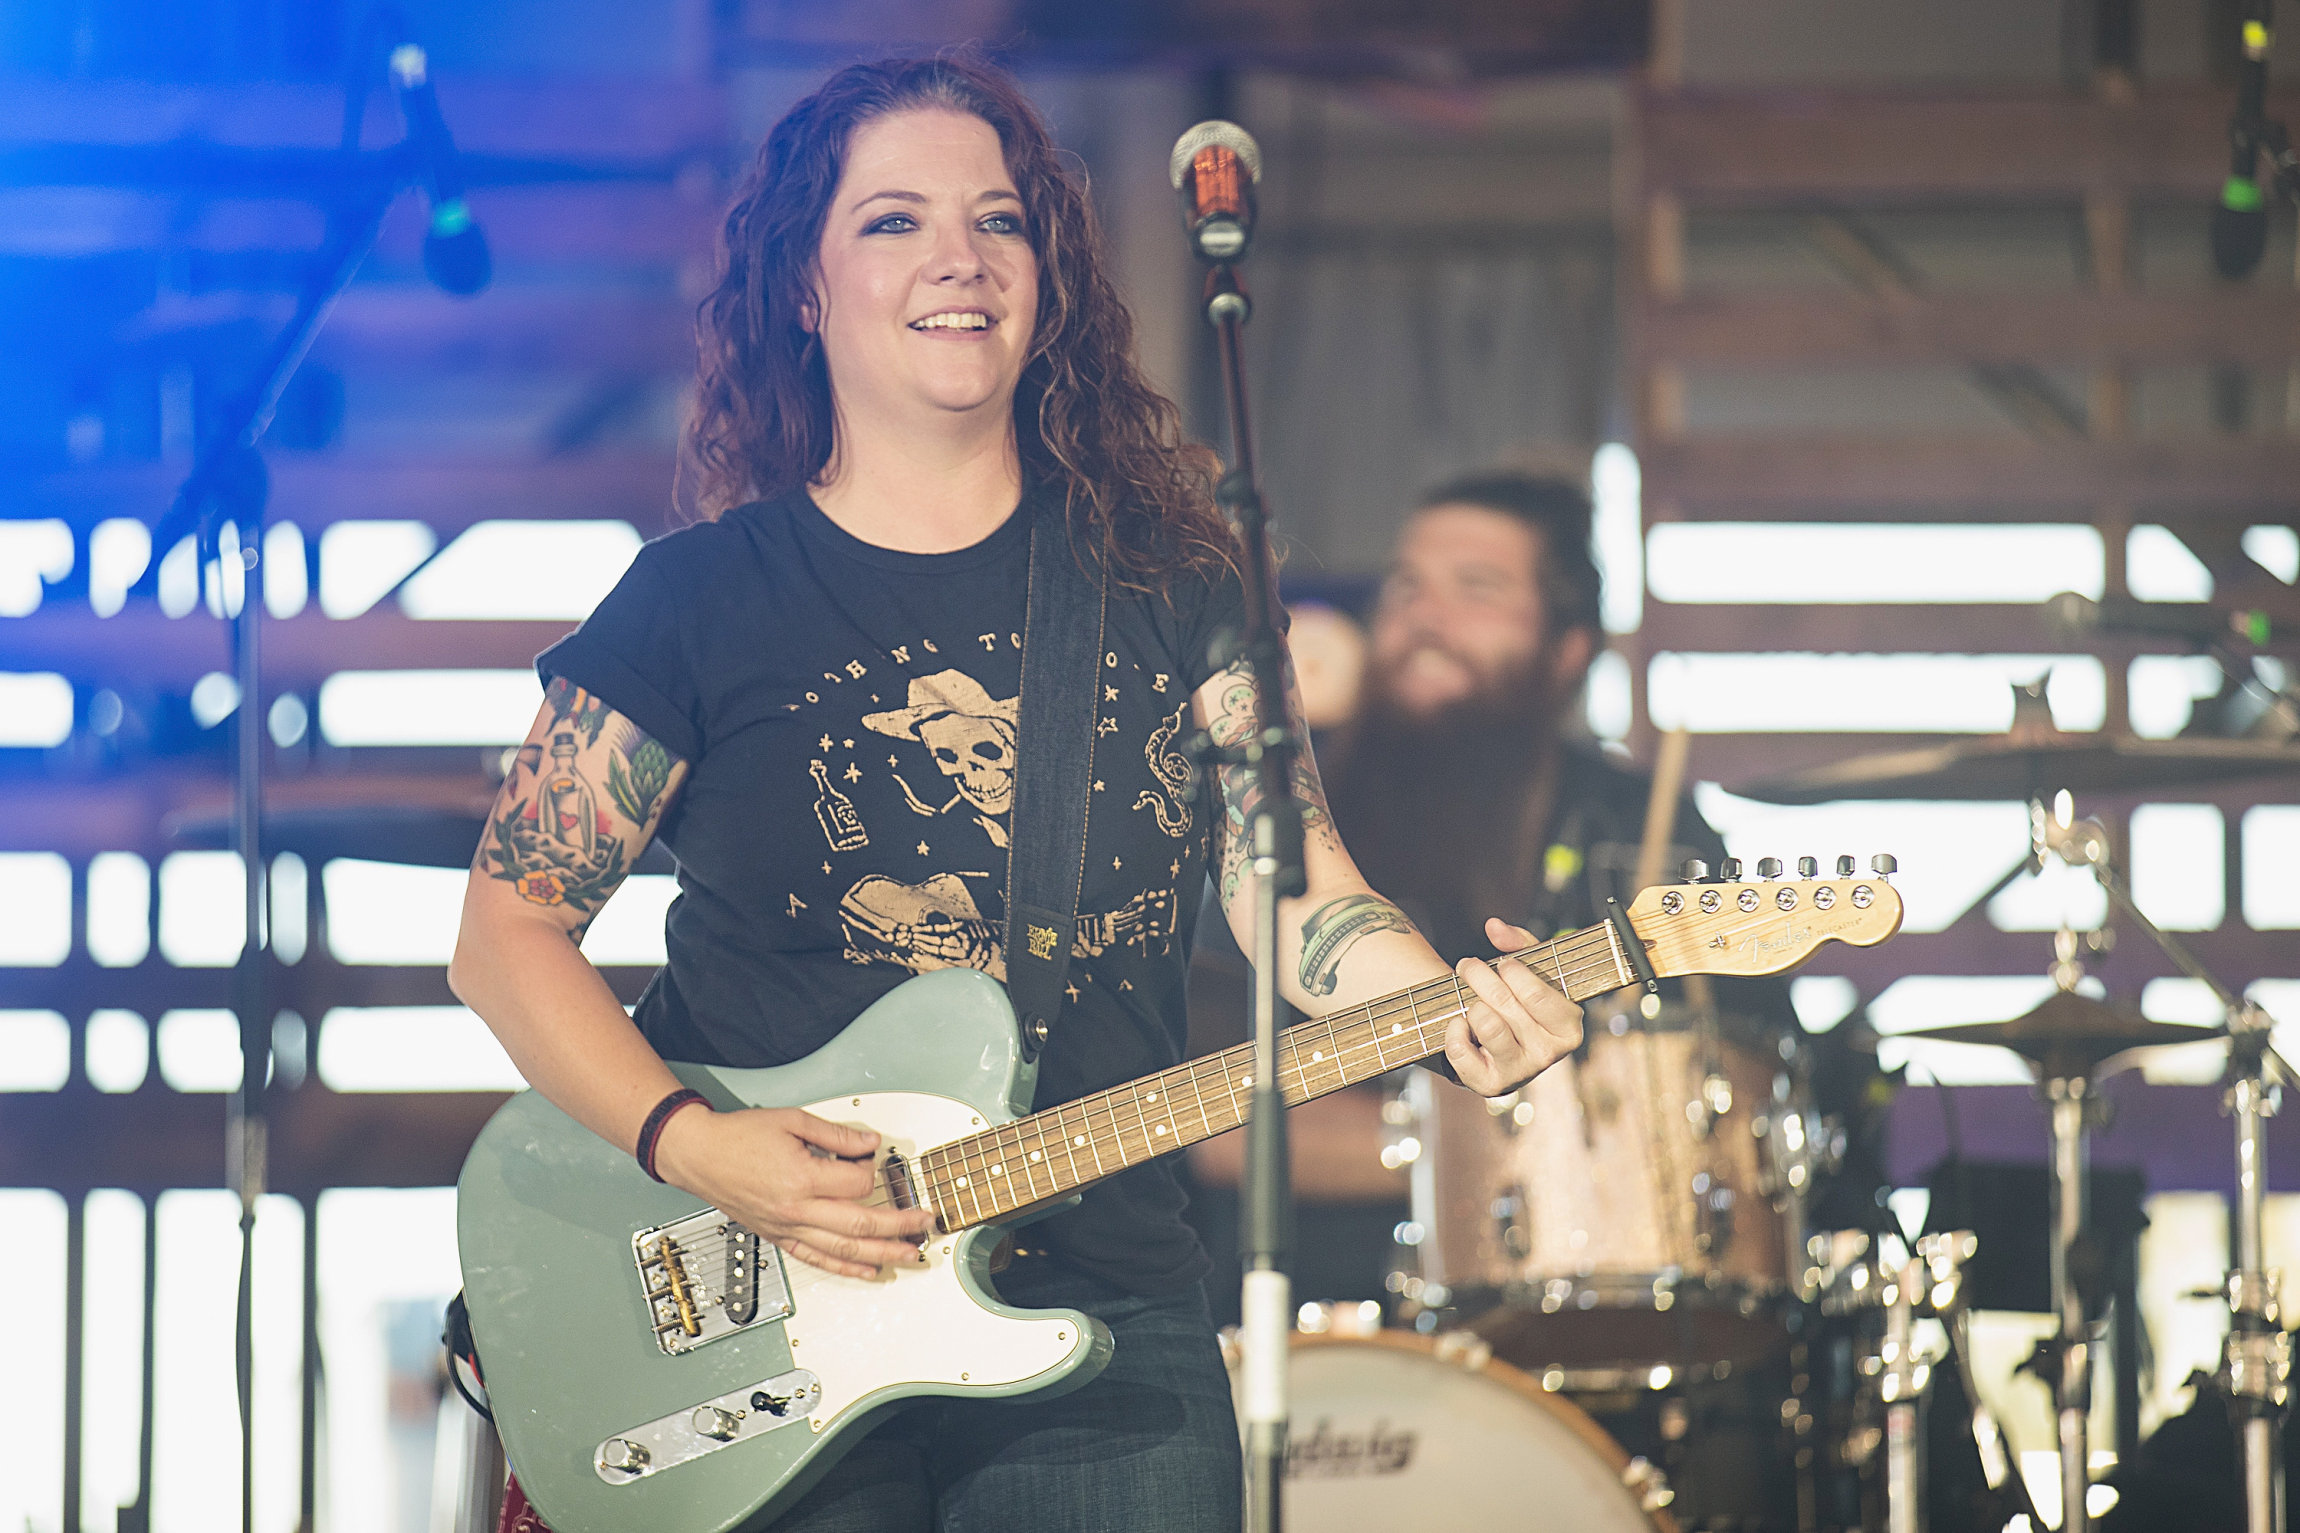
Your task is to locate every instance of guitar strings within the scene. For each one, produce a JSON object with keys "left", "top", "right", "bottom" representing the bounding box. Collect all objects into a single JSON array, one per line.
[
  {"left": 916, "top": 925, "right": 1633, "bottom": 1221},
  {"left": 915, "top": 923, "right": 1639, "bottom": 1227}
]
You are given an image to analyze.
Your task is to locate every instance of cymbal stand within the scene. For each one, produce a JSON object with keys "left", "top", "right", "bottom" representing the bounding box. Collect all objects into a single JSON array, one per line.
[
  {"left": 2043, "top": 1070, "right": 2098, "bottom": 1533},
  {"left": 2048, "top": 816, "right": 2293, "bottom": 1533},
  {"left": 2020, "top": 797, "right": 2103, "bottom": 1533},
  {"left": 1882, "top": 1249, "right": 1923, "bottom": 1533}
]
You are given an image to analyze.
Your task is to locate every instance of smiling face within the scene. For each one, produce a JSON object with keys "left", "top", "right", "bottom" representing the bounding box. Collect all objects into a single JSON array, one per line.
[
  {"left": 809, "top": 108, "right": 1039, "bottom": 435},
  {"left": 1369, "top": 503, "right": 1593, "bottom": 721}
]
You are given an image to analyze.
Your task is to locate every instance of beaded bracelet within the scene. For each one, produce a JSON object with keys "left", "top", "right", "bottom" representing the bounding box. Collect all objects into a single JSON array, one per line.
[{"left": 636, "top": 1086, "right": 709, "bottom": 1182}]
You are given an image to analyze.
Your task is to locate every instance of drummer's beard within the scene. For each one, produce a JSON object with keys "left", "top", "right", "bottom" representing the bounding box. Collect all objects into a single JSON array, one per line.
[{"left": 1323, "top": 646, "right": 1570, "bottom": 962}]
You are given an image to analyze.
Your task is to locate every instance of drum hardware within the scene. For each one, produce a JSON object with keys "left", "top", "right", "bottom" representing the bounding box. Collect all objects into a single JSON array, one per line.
[
  {"left": 2037, "top": 809, "right": 2292, "bottom": 1533},
  {"left": 1408, "top": 990, "right": 1809, "bottom": 1377},
  {"left": 1902, "top": 846, "right": 2228, "bottom": 1533}
]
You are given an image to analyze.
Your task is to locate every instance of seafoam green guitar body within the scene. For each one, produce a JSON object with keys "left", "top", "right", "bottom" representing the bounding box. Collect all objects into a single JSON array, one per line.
[{"left": 456, "top": 969, "right": 1115, "bottom": 1531}]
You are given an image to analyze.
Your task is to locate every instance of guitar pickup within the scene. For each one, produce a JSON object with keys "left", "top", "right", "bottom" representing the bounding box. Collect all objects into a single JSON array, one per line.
[
  {"left": 723, "top": 1223, "right": 760, "bottom": 1326},
  {"left": 632, "top": 1208, "right": 792, "bottom": 1356}
]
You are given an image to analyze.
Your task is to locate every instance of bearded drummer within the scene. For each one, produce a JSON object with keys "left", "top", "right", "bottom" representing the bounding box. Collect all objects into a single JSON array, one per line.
[{"left": 1322, "top": 470, "right": 1798, "bottom": 1031}]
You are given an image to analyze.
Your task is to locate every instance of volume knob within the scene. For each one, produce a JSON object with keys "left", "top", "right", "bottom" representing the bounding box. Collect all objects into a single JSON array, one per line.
[
  {"left": 599, "top": 1438, "right": 650, "bottom": 1474},
  {"left": 692, "top": 1406, "right": 739, "bottom": 1440}
]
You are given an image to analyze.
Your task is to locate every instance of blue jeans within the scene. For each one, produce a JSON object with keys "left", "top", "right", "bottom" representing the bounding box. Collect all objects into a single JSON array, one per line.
[{"left": 771, "top": 1257, "right": 1243, "bottom": 1532}]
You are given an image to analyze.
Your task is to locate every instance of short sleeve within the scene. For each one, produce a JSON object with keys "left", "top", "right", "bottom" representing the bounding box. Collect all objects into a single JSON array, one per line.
[
  {"left": 536, "top": 545, "right": 705, "bottom": 763},
  {"left": 1178, "top": 559, "right": 1284, "bottom": 693}
]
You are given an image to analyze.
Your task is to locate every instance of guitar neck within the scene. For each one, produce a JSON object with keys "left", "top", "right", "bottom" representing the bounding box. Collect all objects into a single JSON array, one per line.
[{"left": 911, "top": 918, "right": 1638, "bottom": 1232}]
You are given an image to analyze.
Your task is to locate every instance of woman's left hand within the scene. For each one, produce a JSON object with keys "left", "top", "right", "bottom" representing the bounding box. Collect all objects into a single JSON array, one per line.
[{"left": 1443, "top": 918, "right": 1586, "bottom": 1096}]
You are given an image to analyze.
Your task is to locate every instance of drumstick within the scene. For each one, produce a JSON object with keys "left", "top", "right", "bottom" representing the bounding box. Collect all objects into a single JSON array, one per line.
[
  {"left": 1631, "top": 725, "right": 1691, "bottom": 895},
  {"left": 1629, "top": 726, "right": 1718, "bottom": 1017}
]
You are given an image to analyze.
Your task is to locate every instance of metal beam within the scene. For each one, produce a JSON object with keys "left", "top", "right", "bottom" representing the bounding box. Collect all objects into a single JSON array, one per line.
[
  {"left": 7, "top": 453, "right": 682, "bottom": 534},
  {"left": 0, "top": 78, "right": 728, "bottom": 165},
  {"left": 4, "top": 610, "right": 577, "bottom": 689},
  {"left": 1641, "top": 438, "right": 2300, "bottom": 519},
  {"left": 0, "top": 956, "right": 653, "bottom": 1014},
  {"left": 1640, "top": 290, "right": 2300, "bottom": 370},
  {"left": 1635, "top": 86, "right": 2300, "bottom": 204},
  {"left": 0, "top": 1081, "right": 508, "bottom": 1194},
  {"left": 1802, "top": 925, "right": 2298, "bottom": 990}
]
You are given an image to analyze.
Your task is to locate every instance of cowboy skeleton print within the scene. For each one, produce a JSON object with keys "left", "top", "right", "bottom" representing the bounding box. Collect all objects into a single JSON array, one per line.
[{"left": 790, "top": 627, "right": 1194, "bottom": 990}]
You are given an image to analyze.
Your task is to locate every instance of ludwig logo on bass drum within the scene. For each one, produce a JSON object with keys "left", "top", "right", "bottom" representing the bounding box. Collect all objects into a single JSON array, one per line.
[{"left": 1285, "top": 1417, "right": 1419, "bottom": 1478}]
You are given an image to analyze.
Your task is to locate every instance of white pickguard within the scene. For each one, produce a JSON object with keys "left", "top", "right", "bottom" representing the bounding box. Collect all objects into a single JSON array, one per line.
[{"left": 783, "top": 1091, "right": 1086, "bottom": 1430}]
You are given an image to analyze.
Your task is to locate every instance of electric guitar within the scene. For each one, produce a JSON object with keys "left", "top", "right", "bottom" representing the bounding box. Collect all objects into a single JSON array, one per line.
[{"left": 456, "top": 868, "right": 1903, "bottom": 1531}]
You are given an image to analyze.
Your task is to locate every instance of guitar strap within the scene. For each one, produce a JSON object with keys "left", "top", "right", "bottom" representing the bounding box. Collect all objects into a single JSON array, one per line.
[{"left": 1003, "top": 491, "right": 1109, "bottom": 1062}]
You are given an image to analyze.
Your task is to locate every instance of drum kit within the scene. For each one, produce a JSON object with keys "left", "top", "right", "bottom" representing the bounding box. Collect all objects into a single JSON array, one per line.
[{"left": 1242, "top": 698, "right": 2300, "bottom": 1533}]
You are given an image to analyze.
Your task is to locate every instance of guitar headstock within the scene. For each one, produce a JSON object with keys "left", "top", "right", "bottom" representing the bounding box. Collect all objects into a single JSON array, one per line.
[{"left": 1628, "top": 854, "right": 1904, "bottom": 979}]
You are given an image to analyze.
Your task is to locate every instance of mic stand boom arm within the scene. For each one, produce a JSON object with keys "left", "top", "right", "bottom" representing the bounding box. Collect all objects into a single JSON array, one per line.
[
  {"left": 1189, "top": 260, "right": 1302, "bottom": 1533},
  {"left": 139, "top": 134, "right": 431, "bottom": 1533}
]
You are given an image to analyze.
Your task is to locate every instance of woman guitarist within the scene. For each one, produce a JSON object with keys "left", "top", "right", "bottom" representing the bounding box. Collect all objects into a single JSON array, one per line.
[{"left": 449, "top": 54, "right": 1582, "bottom": 1531}]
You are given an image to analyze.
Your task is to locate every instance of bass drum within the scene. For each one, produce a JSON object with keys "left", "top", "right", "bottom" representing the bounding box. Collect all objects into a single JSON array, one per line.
[{"left": 1232, "top": 1331, "right": 1677, "bottom": 1532}]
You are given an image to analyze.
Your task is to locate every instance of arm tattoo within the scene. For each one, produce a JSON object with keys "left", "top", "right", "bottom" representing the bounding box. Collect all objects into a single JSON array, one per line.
[
  {"left": 482, "top": 684, "right": 675, "bottom": 922},
  {"left": 1205, "top": 657, "right": 1339, "bottom": 904},
  {"left": 606, "top": 721, "right": 674, "bottom": 825},
  {"left": 545, "top": 674, "right": 610, "bottom": 748},
  {"left": 1297, "top": 894, "right": 1416, "bottom": 997}
]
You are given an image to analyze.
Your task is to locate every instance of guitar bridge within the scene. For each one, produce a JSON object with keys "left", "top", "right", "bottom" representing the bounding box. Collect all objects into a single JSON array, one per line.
[{"left": 632, "top": 1209, "right": 792, "bottom": 1356}]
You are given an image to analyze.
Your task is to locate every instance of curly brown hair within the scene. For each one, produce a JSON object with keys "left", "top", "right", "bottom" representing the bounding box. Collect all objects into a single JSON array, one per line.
[{"left": 684, "top": 55, "right": 1232, "bottom": 585}]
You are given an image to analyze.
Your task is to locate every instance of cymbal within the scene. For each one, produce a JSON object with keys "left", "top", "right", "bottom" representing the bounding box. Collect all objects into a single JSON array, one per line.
[
  {"left": 1735, "top": 734, "right": 2300, "bottom": 804},
  {"left": 1899, "top": 991, "right": 2223, "bottom": 1077}
]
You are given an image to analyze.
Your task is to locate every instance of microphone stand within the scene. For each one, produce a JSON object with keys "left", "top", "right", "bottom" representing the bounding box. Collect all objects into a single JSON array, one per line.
[
  {"left": 140, "top": 82, "right": 447, "bottom": 1533},
  {"left": 1192, "top": 260, "right": 1301, "bottom": 1533}
]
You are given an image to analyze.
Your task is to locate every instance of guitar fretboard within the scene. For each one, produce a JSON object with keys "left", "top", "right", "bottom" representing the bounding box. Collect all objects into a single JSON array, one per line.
[{"left": 909, "top": 918, "right": 1637, "bottom": 1231}]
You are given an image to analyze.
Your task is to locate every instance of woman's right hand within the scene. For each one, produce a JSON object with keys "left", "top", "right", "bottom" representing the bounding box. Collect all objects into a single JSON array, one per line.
[{"left": 653, "top": 1105, "right": 939, "bottom": 1279}]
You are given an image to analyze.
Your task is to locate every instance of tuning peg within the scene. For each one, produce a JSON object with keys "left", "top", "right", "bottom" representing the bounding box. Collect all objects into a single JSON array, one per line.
[
  {"left": 1870, "top": 853, "right": 1897, "bottom": 879},
  {"left": 1756, "top": 857, "right": 1783, "bottom": 880},
  {"left": 1682, "top": 858, "right": 1710, "bottom": 882},
  {"left": 1836, "top": 855, "right": 1856, "bottom": 877},
  {"left": 1720, "top": 858, "right": 1743, "bottom": 880},
  {"left": 1797, "top": 856, "right": 1819, "bottom": 879}
]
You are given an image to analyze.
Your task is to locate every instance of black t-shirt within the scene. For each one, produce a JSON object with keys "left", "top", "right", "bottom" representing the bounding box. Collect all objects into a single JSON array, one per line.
[{"left": 538, "top": 485, "right": 1246, "bottom": 1293}]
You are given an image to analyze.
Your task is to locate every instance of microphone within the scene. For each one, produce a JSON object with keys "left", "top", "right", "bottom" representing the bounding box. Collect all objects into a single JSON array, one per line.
[
  {"left": 1169, "top": 120, "right": 1262, "bottom": 263},
  {"left": 2046, "top": 591, "right": 2275, "bottom": 647},
  {"left": 389, "top": 42, "right": 492, "bottom": 296},
  {"left": 2212, "top": 8, "right": 2273, "bottom": 280}
]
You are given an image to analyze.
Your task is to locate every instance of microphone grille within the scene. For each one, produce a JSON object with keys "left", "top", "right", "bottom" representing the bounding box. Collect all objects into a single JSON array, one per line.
[{"left": 1169, "top": 120, "right": 1262, "bottom": 190}]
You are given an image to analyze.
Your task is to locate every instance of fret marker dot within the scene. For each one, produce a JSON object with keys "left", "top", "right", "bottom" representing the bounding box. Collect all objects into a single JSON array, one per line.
[
  {"left": 957, "top": 1177, "right": 970, "bottom": 1188},
  {"left": 1391, "top": 1024, "right": 1404, "bottom": 1035},
  {"left": 1311, "top": 1051, "right": 1323, "bottom": 1062},
  {"left": 1073, "top": 1136, "right": 1086, "bottom": 1147},
  {"left": 1030, "top": 1151, "right": 1042, "bottom": 1162},
  {"left": 991, "top": 1165, "right": 1003, "bottom": 1176},
  {"left": 1155, "top": 1124, "right": 1169, "bottom": 1136},
  {"left": 1145, "top": 1092, "right": 1157, "bottom": 1103}
]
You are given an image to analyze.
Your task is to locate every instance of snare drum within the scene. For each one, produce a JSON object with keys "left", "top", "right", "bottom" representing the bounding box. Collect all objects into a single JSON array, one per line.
[
  {"left": 1233, "top": 1330, "right": 1677, "bottom": 1531},
  {"left": 1408, "top": 1007, "right": 1804, "bottom": 1372}
]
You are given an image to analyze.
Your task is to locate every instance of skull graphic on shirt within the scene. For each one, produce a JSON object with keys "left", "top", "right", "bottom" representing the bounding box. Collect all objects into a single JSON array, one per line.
[
  {"left": 864, "top": 669, "right": 1021, "bottom": 846},
  {"left": 916, "top": 711, "right": 1017, "bottom": 815}
]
